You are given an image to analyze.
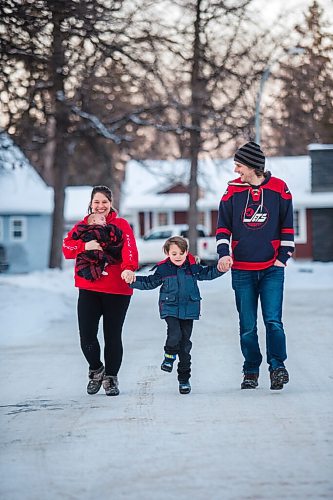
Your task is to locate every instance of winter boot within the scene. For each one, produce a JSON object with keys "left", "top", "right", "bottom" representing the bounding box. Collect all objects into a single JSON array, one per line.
[
  {"left": 87, "top": 365, "right": 105, "bottom": 395},
  {"left": 179, "top": 380, "right": 191, "bottom": 394},
  {"left": 161, "top": 354, "right": 176, "bottom": 373},
  {"left": 241, "top": 372, "right": 259, "bottom": 389},
  {"left": 103, "top": 375, "right": 120, "bottom": 396},
  {"left": 270, "top": 367, "right": 289, "bottom": 390}
]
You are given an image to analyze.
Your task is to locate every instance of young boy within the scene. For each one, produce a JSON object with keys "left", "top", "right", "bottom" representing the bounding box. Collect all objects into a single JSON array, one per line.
[
  {"left": 72, "top": 212, "right": 123, "bottom": 281},
  {"left": 127, "top": 236, "right": 226, "bottom": 394}
]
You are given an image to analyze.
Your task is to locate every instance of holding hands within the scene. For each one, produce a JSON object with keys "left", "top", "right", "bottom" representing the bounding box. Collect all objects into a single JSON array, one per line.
[
  {"left": 121, "top": 269, "right": 136, "bottom": 284},
  {"left": 217, "top": 256, "right": 233, "bottom": 273}
]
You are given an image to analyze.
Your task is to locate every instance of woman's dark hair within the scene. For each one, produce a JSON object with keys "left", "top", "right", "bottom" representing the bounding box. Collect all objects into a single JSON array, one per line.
[{"left": 88, "top": 185, "right": 117, "bottom": 214}]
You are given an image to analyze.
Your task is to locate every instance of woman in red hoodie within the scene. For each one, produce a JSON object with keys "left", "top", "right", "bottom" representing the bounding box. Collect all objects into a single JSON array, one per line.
[{"left": 63, "top": 185, "right": 138, "bottom": 397}]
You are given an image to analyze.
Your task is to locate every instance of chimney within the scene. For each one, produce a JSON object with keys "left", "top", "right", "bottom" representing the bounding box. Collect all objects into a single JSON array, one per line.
[{"left": 308, "top": 144, "right": 333, "bottom": 192}]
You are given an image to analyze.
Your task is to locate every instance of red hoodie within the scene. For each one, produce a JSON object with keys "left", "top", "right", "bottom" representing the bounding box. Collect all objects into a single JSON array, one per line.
[{"left": 63, "top": 211, "right": 138, "bottom": 295}]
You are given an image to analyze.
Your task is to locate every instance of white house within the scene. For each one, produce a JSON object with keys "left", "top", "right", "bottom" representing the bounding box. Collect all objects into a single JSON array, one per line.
[{"left": 121, "top": 147, "right": 333, "bottom": 261}]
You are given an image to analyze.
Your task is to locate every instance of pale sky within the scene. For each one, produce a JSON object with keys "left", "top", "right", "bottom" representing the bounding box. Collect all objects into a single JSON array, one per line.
[{"left": 250, "top": 0, "right": 332, "bottom": 25}]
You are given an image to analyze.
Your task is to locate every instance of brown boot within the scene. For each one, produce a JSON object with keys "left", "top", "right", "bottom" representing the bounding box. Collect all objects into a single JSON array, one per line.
[
  {"left": 270, "top": 368, "right": 289, "bottom": 390},
  {"left": 103, "top": 375, "right": 120, "bottom": 396},
  {"left": 87, "top": 365, "right": 105, "bottom": 395},
  {"left": 241, "top": 372, "right": 259, "bottom": 389}
]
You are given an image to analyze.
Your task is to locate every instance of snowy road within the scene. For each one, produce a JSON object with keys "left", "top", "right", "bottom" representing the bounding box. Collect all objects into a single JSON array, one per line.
[{"left": 0, "top": 262, "right": 332, "bottom": 500}]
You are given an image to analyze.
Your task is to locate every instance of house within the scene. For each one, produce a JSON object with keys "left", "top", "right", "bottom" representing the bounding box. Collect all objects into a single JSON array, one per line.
[
  {"left": 0, "top": 133, "right": 53, "bottom": 273},
  {"left": 306, "top": 145, "right": 333, "bottom": 261},
  {"left": 0, "top": 132, "right": 93, "bottom": 273},
  {"left": 120, "top": 146, "right": 333, "bottom": 261}
]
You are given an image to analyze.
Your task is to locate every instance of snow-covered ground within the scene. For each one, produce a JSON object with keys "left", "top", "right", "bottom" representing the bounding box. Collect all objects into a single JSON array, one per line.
[{"left": 0, "top": 260, "right": 332, "bottom": 500}]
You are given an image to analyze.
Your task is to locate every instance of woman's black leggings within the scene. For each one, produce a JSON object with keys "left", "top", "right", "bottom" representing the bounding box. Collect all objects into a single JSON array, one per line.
[{"left": 77, "top": 289, "right": 131, "bottom": 376}]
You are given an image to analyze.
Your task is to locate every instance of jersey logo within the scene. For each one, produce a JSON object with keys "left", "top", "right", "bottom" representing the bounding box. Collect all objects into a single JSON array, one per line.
[{"left": 242, "top": 204, "right": 269, "bottom": 229}]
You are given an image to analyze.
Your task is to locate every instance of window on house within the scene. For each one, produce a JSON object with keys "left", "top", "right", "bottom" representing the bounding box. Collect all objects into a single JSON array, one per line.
[
  {"left": 9, "top": 217, "right": 27, "bottom": 242},
  {"left": 0, "top": 217, "right": 3, "bottom": 241},
  {"left": 157, "top": 212, "right": 168, "bottom": 226},
  {"left": 198, "top": 212, "right": 205, "bottom": 226},
  {"left": 293, "top": 209, "right": 307, "bottom": 244}
]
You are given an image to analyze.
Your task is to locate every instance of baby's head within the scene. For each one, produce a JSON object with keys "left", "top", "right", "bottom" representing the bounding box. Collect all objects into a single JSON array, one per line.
[
  {"left": 88, "top": 213, "right": 106, "bottom": 226},
  {"left": 163, "top": 236, "right": 188, "bottom": 267}
]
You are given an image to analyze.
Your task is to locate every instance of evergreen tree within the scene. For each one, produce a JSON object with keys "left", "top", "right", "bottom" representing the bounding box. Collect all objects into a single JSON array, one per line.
[{"left": 265, "top": 1, "right": 333, "bottom": 155}]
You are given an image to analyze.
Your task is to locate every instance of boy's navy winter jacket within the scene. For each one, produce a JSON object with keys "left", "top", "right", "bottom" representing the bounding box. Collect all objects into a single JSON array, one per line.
[{"left": 130, "top": 254, "right": 223, "bottom": 320}]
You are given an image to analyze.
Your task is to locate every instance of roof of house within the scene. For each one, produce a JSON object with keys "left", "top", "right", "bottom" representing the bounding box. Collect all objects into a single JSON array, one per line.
[
  {"left": 121, "top": 154, "right": 333, "bottom": 212},
  {"left": 0, "top": 133, "right": 92, "bottom": 220},
  {"left": 0, "top": 132, "right": 53, "bottom": 215},
  {"left": 308, "top": 144, "right": 333, "bottom": 150}
]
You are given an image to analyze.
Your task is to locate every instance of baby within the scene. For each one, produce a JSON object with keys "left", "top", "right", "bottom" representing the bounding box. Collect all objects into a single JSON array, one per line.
[{"left": 72, "top": 213, "right": 123, "bottom": 281}]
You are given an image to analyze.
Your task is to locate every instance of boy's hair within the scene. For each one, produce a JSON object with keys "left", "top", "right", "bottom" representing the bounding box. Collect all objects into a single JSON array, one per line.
[{"left": 163, "top": 236, "right": 188, "bottom": 254}]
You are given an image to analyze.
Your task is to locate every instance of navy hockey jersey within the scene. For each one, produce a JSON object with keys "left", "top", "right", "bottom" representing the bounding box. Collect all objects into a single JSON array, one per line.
[{"left": 216, "top": 172, "right": 295, "bottom": 270}]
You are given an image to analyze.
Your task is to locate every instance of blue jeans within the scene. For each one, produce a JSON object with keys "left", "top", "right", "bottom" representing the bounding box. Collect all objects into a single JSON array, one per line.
[{"left": 231, "top": 266, "right": 287, "bottom": 374}]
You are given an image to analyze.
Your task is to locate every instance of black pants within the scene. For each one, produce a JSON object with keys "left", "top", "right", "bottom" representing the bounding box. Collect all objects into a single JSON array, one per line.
[
  {"left": 164, "top": 316, "right": 193, "bottom": 382},
  {"left": 77, "top": 289, "right": 131, "bottom": 376}
]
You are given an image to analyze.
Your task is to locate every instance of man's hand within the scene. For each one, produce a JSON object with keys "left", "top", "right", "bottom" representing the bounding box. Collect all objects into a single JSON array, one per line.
[
  {"left": 274, "top": 259, "right": 285, "bottom": 267},
  {"left": 121, "top": 270, "right": 136, "bottom": 284},
  {"left": 217, "top": 256, "right": 233, "bottom": 272}
]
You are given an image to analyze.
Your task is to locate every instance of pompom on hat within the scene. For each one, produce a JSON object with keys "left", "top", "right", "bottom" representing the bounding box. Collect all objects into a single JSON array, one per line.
[{"left": 234, "top": 141, "right": 265, "bottom": 171}]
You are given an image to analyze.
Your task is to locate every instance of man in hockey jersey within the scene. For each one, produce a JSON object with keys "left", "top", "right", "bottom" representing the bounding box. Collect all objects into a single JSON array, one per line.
[{"left": 216, "top": 141, "right": 294, "bottom": 390}]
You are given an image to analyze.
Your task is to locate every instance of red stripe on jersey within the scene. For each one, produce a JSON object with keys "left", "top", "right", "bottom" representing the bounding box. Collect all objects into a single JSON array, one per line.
[{"left": 216, "top": 227, "right": 231, "bottom": 236}]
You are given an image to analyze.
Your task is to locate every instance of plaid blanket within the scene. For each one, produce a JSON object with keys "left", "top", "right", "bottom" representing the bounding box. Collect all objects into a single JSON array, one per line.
[{"left": 72, "top": 223, "right": 123, "bottom": 281}]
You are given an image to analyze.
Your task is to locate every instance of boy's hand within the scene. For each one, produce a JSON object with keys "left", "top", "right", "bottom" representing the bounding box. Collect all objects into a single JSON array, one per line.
[
  {"left": 121, "top": 270, "right": 136, "bottom": 284},
  {"left": 217, "top": 256, "right": 233, "bottom": 272}
]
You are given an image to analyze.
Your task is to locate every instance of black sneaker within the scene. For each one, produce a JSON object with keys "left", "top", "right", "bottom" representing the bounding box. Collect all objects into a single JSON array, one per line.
[
  {"left": 241, "top": 372, "right": 259, "bottom": 389},
  {"left": 103, "top": 375, "right": 120, "bottom": 396},
  {"left": 270, "top": 368, "right": 289, "bottom": 390},
  {"left": 161, "top": 354, "right": 176, "bottom": 373},
  {"left": 179, "top": 381, "right": 191, "bottom": 394},
  {"left": 87, "top": 365, "right": 105, "bottom": 395}
]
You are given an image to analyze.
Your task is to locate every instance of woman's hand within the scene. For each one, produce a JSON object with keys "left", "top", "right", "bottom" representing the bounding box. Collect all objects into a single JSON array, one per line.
[
  {"left": 121, "top": 270, "right": 136, "bottom": 284},
  {"left": 85, "top": 240, "right": 102, "bottom": 251}
]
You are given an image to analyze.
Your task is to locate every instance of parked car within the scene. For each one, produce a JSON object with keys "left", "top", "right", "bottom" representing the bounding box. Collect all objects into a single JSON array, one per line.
[
  {"left": 136, "top": 224, "right": 218, "bottom": 267},
  {"left": 0, "top": 244, "right": 9, "bottom": 272}
]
